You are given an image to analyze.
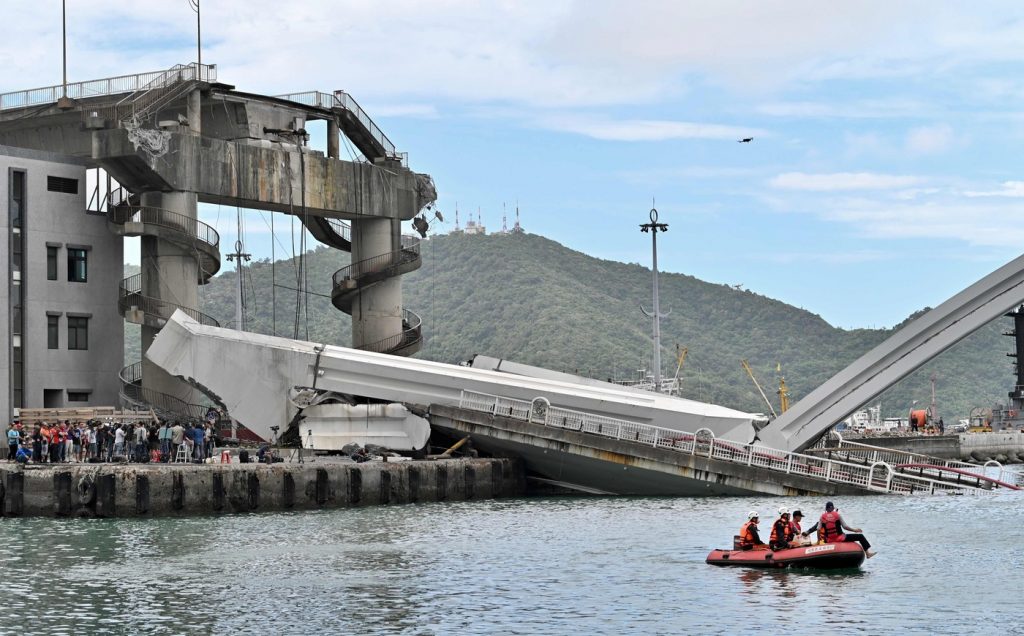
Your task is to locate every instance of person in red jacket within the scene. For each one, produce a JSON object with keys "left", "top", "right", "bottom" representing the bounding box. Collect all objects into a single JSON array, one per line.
[{"left": 803, "top": 502, "right": 877, "bottom": 558}]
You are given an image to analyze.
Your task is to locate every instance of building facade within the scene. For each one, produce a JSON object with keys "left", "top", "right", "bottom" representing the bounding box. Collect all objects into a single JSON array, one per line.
[{"left": 1, "top": 145, "right": 123, "bottom": 420}]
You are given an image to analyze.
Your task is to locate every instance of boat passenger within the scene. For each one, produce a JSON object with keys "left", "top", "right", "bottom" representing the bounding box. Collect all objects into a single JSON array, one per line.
[
  {"left": 739, "top": 511, "right": 768, "bottom": 551},
  {"left": 769, "top": 507, "right": 794, "bottom": 550},
  {"left": 803, "top": 501, "right": 877, "bottom": 558}
]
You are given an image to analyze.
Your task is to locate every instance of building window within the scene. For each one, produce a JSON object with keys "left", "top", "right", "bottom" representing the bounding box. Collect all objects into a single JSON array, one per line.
[
  {"left": 11, "top": 170, "right": 24, "bottom": 228},
  {"left": 47, "top": 175, "right": 79, "bottom": 194},
  {"left": 68, "top": 316, "right": 88, "bottom": 350},
  {"left": 67, "top": 248, "right": 87, "bottom": 282},
  {"left": 66, "top": 391, "right": 90, "bottom": 402},
  {"left": 47, "top": 246, "right": 58, "bottom": 280},
  {"left": 48, "top": 315, "right": 59, "bottom": 349}
]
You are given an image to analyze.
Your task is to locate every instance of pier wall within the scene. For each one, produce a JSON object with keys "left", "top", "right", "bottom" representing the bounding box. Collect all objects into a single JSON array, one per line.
[{"left": 0, "top": 458, "right": 524, "bottom": 519}]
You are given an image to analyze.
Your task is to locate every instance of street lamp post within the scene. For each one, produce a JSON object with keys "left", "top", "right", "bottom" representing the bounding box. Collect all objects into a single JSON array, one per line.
[{"left": 640, "top": 206, "right": 669, "bottom": 390}]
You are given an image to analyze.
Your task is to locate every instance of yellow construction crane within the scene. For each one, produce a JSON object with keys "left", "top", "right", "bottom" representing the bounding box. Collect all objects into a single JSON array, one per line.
[
  {"left": 778, "top": 376, "right": 790, "bottom": 413},
  {"left": 741, "top": 360, "right": 778, "bottom": 418},
  {"left": 672, "top": 345, "right": 688, "bottom": 386}
]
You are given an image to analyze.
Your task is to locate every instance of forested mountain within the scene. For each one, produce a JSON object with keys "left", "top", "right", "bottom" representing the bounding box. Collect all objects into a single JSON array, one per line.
[{"left": 125, "top": 232, "right": 1014, "bottom": 421}]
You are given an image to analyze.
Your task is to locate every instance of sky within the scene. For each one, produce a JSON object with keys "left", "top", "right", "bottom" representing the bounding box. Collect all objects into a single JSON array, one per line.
[{"left": 4, "top": 1, "right": 1024, "bottom": 329}]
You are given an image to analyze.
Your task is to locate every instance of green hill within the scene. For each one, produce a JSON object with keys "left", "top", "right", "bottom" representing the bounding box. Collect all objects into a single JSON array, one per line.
[{"left": 125, "top": 232, "right": 1015, "bottom": 421}]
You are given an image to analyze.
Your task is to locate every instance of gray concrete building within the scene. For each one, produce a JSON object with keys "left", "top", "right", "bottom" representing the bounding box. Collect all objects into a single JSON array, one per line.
[{"left": 1, "top": 145, "right": 123, "bottom": 421}]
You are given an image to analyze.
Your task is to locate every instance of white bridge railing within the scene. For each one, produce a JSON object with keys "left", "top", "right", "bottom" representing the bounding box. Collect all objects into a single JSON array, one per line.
[
  {"left": 458, "top": 390, "right": 1002, "bottom": 496},
  {"left": 808, "top": 433, "right": 1024, "bottom": 487}
]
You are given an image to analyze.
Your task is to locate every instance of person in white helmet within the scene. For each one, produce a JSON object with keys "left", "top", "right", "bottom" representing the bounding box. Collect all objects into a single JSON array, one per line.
[
  {"left": 739, "top": 511, "right": 768, "bottom": 551},
  {"left": 769, "top": 506, "right": 794, "bottom": 550}
]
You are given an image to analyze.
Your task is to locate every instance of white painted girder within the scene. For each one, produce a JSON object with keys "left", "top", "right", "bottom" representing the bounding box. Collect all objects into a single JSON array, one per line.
[
  {"left": 760, "top": 252, "right": 1024, "bottom": 452},
  {"left": 146, "top": 311, "right": 760, "bottom": 443}
]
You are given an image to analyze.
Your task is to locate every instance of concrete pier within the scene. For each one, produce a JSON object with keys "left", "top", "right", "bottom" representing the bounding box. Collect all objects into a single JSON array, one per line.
[{"left": 0, "top": 457, "right": 524, "bottom": 518}]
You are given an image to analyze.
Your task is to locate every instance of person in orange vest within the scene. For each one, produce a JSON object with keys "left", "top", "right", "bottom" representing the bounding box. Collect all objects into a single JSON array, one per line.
[
  {"left": 769, "top": 506, "right": 794, "bottom": 550},
  {"left": 803, "top": 501, "right": 877, "bottom": 558},
  {"left": 739, "top": 511, "right": 768, "bottom": 551}
]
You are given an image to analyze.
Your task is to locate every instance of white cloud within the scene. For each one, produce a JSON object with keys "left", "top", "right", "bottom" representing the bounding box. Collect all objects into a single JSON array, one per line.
[
  {"left": 757, "top": 98, "right": 932, "bottom": 119},
  {"left": 964, "top": 181, "right": 1024, "bottom": 198},
  {"left": 769, "top": 172, "right": 926, "bottom": 191},
  {"left": 540, "top": 116, "right": 766, "bottom": 142},
  {"left": 822, "top": 201, "right": 1024, "bottom": 248},
  {"left": 905, "top": 124, "right": 954, "bottom": 154}
]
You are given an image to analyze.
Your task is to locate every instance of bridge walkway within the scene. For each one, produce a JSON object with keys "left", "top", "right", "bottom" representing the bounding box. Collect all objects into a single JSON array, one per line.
[{"left": 436, "top": 391, "right": 1006, "bottom": 497}]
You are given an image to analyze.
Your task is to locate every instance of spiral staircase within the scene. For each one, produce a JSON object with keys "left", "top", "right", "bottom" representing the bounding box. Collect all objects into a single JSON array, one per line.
[
  {"left": 305, "top": 216, "right": 424, "bottom": 356},
  {"left": 106, "top": 190, "right": 224, "bottom": 421}
]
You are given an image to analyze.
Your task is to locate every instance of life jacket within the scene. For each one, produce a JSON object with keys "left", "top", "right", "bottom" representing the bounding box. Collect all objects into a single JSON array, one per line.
[
  {"left": 789, "top": 520, "right": 801, "bottom": 536},
  {"left": 818, "top": 511, "right": 845, "bottom": 543},
  {"left": 739, "top": 520, "right": 758, "bottom": 548},
  {"left": 770, "top": 518, "right": 793, "bottom": 546}
]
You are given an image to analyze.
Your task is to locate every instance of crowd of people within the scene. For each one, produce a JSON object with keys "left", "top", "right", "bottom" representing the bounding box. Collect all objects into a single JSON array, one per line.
[
  {"left": 738, "top": 501, "right": 876, "bottom": 558},
  {"left": 5, "top": 419, "right": 218, "bottom": 465}
]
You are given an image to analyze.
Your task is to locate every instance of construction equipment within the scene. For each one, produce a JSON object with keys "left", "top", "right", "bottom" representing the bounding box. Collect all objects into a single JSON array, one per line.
[
  {"left": 741, "top": 360, "right": 778, "bottom": 418},
  {"left": 778, "top": 376, "right": 791, "bottom": 414},
  {"left": 672, "top": 345, "right": 688, "bottom": 393}
]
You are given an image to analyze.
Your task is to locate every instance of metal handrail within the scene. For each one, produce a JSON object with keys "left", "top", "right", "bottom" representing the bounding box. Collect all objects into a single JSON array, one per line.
[
  {"left": 331, "top": 237, "right": 420, "bottom": 287},
  {"left": 274, "top": 90, "right": 407, "bottom": 165},
  {"left": 458, "top": 390, "right": 1004, "bottom": 496},
  {"left": 326, "top": 217, "right": 351, "bottom": 243},
  {"left": 354, "top": 308, "right": 422, "bottom": 355},
  {"left": 333, "top": 90, "right": 396, "bottom": 157},
  {"left": 808, "top": 434, "right": 1019, "bottom": 485},
  {"left": 119, "top": 363, "right": 210, "bottom": 421},
  {"left": 119, "top": 274, "right": 220, "bottom": 327},
  {"left": 0, "top": 63, "right": 217, "bottom": 111},
  {"left": 109, "top": 203, "right": 220, "bottom": 249}
]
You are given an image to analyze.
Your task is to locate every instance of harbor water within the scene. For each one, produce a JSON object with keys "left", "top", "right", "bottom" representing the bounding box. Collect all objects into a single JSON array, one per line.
[{"left": 4, "top": 493, "right": 1023, "bottom": 635}]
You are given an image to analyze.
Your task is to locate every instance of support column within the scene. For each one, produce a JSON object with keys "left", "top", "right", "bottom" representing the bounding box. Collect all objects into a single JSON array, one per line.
[
  {"left": 350, "top": 217, "right": 402, "bottom": 349},
  {"left": 327, "top": 119, "right": 340, "bottom": 159},
  {"left": 140, "top": 191, "right": 201, "bottom": 405},
  {"left": 187, "top": 89, "right": 202, "bottom": 134}
]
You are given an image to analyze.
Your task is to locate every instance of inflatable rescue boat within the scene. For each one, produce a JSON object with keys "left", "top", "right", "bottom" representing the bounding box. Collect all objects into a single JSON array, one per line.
[{"left": 706, "top": 542, "right": 865, "bottom": 570}]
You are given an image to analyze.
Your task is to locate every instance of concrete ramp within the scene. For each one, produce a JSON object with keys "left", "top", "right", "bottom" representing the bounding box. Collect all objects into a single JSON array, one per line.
[
  {"left": 145, "top": 311, "right": 761, "bottom": 444},
  {"left": 760, "top": 251, "right": 1024, "bottom": 452}
]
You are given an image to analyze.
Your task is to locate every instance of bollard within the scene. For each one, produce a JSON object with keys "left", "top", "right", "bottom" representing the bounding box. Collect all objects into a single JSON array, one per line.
[
  {"left": 135, "top": 475, "right": 150, "bottom": 515},
  {"left": 95, "top": 474, "right": 116, "bottom": 518},
  {"left": 54, "top": 472, "right": 73, "bottom": 517}
]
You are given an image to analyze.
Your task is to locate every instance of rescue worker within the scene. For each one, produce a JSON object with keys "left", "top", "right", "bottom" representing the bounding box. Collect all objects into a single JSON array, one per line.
[
  {"left": 769, "top": 506, "right": 794, "bottom": 550},
  {"left": 803, "top": 501, "right": 876, "bottom": 558},
  {"left": 739, "top": 511, "right": 768, "bottom": 551}
]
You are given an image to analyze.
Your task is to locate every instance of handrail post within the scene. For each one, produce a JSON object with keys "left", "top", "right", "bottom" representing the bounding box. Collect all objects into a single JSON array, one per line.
[
  {"left": 747, "top": 445, "right": 753, "bottom": 466},
  {"left": 785, "top": 454, "right": 793, "bottom": 474},
  {"left": 825, "top": 460, "right": 832, "bottom": 482}
]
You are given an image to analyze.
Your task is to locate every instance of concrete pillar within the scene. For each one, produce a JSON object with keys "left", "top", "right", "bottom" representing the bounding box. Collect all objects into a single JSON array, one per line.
[
  {"left": 140, "top": 191, "right": 202, "bottom": 405},
  {"left": 327, "top": 119, "right": 340, "bottom": 159},
  {"left": 187, "top": 89, "right": 202, "bottom": 134},
  {"left": 350, "top": 217, "right": 403, "bottom": 349}
]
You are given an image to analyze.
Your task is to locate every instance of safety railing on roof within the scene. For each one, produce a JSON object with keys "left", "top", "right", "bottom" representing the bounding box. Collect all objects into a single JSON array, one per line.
[
  {"left": 0, "top": 63, "right": 217, "bottom": 111},
  {"left": 458, "top": 390, "right": 1006, "bottom": 495}
]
